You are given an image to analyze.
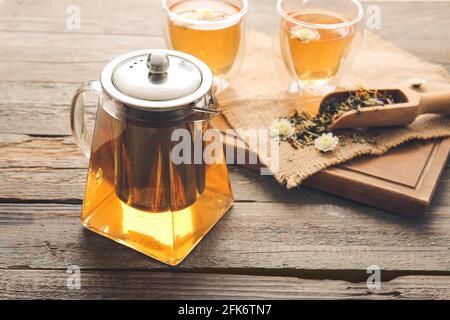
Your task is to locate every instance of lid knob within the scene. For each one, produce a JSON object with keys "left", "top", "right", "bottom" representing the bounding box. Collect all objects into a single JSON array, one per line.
[{"left": 147, "top": 52, "right": 170, "bottom": 75}]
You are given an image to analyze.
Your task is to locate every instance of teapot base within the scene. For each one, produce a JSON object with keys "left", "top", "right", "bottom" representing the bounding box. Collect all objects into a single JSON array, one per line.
[{"left": 80, "top": 164, "right": 233, "bottom": 266}]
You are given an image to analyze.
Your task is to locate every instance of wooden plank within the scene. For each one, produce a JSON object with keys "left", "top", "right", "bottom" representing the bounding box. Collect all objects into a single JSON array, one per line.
[
  {"left": 0, "top": 31, "right": 165, "bottom": 63},
  {"left": 0, "top": 103, "right": 95, "bottom": 136},
  {"left": 0, "top": 2, "right": 449, "bottom": 71},
  {"left": 1, "top": 203, "right": 450, "bottom": 273},
  {"left": 0, "top": 30, "right": 163, "bottom": 82},
  {"left": 0, "top": 61, "right": 101, "bottom": 83},
  {"left": 0, "top": 137, "right": 87, "bottom": 168},
  {"left": 0, "top": 135, "right": 448, "bottom": 203},
  {"left": 0, "top": 136, "right": 448, "bottom": 204},
  {"left": 0, "top": 1, "right": 449, "bottom": 69},
  {"left": 0, "top": 0, "right": 164, "bottom": 36},
  {"left": 0, "top": 84, "right": 96, "bottom": 136},
  {"left": 0, "top": 159, "right": 447, "bottom": 206},
  {"left": 1, "top": 269, "right": 449, "bottom": 299},
  {"left": 371, "top": 1, "right": 450, "bottom": 66},
  {"left": 0, "top": 82, "right": 77, "bottom": 105}
]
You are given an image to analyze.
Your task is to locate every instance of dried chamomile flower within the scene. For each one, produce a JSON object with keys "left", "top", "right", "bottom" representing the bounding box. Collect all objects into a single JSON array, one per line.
[
  {"left": 314, "top": 132, "right": 339, "bottom": 152},
  {"left": 196, "top": 8, "right": 219, "bottom": 20},
  {"left": 408, "top": 77, "right": 427, "bottom": 89},
  {"left": 172, "top": 15, "right": 195, "bottom": 28},
  {"left": 282, "top": 89, "right": 397, "bottom": 150},
  {"left": 269, "top": 119, "right": 296, "bottom": 139},
  {"left": 172, "top": 8, "right": 225, "bottom": 28},
  {"left": 290, "top": 26, "right": 320, "bottom": 42}
]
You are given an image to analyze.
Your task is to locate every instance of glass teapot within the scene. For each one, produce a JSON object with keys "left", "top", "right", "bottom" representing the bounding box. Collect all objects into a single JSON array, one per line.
[{"left": 70, "top": 49, "right": 233, "bottom": 266}]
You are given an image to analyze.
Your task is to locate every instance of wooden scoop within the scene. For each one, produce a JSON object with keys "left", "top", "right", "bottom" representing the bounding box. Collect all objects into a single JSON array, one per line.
[{"left": 323, "top": 89, "right": 450, "bottom": 130}]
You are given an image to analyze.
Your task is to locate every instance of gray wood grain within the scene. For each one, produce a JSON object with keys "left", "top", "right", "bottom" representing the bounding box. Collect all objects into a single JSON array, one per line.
[
  {"left": 1, "top": 0, "right": 450, "bottom": 299},
  {"left": 1, "top": 203, "right": 450, "bottom": 275},
  {"left": 0, "top": 0, "right": 449, "bottom": 69},
  {"left": 0, "top": 136, "right": 448, "bottom": 206},
  {"left": 1, "top": 270, "right": 449, "bottom": 299}
]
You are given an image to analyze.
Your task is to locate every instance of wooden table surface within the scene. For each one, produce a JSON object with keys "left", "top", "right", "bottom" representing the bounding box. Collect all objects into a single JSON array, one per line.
[{"left": 1, "top": 0, "right": 450, "bottom": 300}]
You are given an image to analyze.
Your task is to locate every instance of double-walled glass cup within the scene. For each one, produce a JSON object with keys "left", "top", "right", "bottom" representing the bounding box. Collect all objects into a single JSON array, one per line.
[
  {"left": 162, "top": 0, "right": 248, "bottom": 93},
  {"left": 277, "top": 0, "right": 364, "bottom": 96}
]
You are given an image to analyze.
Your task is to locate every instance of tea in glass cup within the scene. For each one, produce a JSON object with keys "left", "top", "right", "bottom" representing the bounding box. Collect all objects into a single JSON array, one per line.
[
  {"left": 277, "top": 0, "right": 364, "bottom": 96},
  {"left": 163, "top": 0, "right": 248, "bottom": 92}
]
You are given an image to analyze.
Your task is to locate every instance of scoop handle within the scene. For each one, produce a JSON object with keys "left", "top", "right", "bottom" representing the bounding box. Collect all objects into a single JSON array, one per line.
[{"left": 418, "top": 91, "right": 450, "bottom": 115}]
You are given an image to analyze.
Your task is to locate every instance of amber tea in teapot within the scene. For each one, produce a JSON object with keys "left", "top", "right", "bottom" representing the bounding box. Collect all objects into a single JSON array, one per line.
[{"left": 70, "top": 50, "right": 233, "bottom": 266}]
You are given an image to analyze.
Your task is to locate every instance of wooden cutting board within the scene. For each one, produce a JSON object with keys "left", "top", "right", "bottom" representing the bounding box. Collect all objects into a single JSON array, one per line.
[{"left": 214, "top": 115, "right": 450, "bottom": 217}]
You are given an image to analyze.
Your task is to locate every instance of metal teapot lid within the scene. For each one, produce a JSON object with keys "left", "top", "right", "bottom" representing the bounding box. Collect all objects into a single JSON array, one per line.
[{"left": 100, "top": 49, "right": 214, "bottom": 111}]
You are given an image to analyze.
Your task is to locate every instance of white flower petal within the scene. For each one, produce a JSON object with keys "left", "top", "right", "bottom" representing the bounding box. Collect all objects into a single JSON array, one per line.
[
  {"left": 407, "top": 77, "right": 427, "bottom": 89},
  {"left": 196, "top": 8, "right": 216, "bottom": 20},
  {"left": 269, "top": 119, "right": 295, "bottom": 139},
  {"left": 290, "top": 26, "right": 320, "bottom": 42},
  {"left": 314, "top": 132, "right": 339, "bottom": 152}
]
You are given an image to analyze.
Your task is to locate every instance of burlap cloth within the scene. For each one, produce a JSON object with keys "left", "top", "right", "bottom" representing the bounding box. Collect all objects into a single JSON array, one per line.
[{"left": 218, "top": 31, "right": 450, "bottom": 188}]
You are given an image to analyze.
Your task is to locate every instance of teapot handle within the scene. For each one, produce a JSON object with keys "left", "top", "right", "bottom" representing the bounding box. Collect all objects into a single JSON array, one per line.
[{"left": 70, "top": 80, "right": 102, "bottom": 158}]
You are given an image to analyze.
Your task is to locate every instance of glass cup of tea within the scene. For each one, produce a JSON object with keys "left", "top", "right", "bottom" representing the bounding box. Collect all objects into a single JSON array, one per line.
[
  {"left": 162, "top": 0, "right": 248, "bottom": 93},
  {"left": 277, "top": 0, "right": 364, "bottom": 96}
]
